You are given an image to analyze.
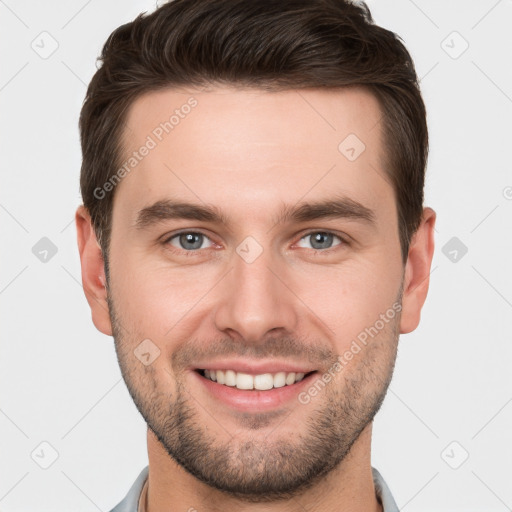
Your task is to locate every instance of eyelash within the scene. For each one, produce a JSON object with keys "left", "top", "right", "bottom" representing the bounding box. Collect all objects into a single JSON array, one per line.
[{"left": 162, "top": 229, "right": 349, "bottom": 257}]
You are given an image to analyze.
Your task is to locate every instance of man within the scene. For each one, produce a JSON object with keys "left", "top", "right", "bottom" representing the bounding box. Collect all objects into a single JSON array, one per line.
[{"left": 75, "top": 0, "right": 435, "bottom": 511}]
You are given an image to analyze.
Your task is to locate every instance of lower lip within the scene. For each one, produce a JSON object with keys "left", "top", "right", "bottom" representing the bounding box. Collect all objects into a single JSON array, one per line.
[{"left": 192, "top": 370, "right": 318, "bottom": 412}]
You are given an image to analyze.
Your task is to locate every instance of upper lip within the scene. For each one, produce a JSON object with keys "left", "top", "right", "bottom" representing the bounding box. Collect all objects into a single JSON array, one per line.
[{"left": 192, "top": 359, "right": 316, "bottom": 375}]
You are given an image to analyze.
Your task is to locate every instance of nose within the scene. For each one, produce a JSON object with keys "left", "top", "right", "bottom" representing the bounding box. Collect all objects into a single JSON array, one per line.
[{"left": 213, "top": 241, "right": 299, "bottom": 344}]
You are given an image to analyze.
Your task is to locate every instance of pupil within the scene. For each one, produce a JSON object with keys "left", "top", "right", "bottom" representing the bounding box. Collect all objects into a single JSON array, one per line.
[
  {"left": 181, "top": 233, "right": 202, "bottom": 250},
  {"left": 312, "top": 232, "right": 332, "bottom": 249}
]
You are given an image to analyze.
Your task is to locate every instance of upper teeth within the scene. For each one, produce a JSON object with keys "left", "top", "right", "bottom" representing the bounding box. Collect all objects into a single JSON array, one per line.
[{"left": 203, "top": 370, "right": 306, "bottom": 390}]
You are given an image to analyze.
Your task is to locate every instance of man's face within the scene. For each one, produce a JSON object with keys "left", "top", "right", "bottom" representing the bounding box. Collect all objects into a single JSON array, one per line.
[{"left": 105, "top": 86, "right": 405, "bottom": 499}]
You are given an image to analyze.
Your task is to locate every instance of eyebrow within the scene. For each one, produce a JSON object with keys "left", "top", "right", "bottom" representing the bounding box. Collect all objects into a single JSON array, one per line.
[{"left": 134, "top": 196, "right": 376, "bottom": 231}]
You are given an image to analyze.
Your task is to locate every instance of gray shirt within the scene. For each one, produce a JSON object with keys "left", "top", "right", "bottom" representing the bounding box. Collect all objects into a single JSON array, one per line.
[{"left": 109, "top": 465, "right": 399, "bottom": 511}]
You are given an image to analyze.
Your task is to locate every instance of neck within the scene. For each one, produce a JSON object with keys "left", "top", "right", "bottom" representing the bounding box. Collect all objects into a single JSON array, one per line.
[{"left": 144, "top": 424, "right": 382, "bottom": 512}]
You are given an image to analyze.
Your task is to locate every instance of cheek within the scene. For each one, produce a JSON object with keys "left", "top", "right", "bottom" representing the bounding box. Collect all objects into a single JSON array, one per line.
[
  {"left": 110, "top": 234, "right": 402, "bottom": 344},
  {"left": 301, "top": 260, "right": 402, "bottom": 345},
  {"left": 109, "top": 249, "right": 214, "bottom": 338}
]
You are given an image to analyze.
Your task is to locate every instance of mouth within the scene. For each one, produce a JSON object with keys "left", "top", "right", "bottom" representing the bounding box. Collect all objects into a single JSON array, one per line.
[
  {"left": 192, "top": 368, "right": 319, "bottom": 412},
  {"left": 195, "top": 368, "right": 315, "bottom": 390}
]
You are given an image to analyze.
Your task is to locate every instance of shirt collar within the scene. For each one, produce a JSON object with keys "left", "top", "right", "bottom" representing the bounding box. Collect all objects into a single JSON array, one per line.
[{"left": 372, "top": 467, "right": 400, "bottom": 512}]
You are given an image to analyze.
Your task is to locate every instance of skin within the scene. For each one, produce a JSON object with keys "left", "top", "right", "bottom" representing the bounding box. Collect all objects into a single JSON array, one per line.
[{"left": 76, "top": 85, "right": 435, "bottom": 512}]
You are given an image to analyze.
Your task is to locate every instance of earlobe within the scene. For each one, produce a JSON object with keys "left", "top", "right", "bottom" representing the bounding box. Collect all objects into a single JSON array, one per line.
[
  {"left": 399, "top": 207, "right": 436, "bottom": 334},
  {"left": 75, "top": 205, "right": 113, "bottom": 336}
]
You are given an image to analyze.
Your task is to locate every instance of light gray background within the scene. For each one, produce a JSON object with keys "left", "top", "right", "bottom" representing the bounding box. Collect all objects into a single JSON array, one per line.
[{"left": 1, "top": 1, "right": 511, "bottom": 510}]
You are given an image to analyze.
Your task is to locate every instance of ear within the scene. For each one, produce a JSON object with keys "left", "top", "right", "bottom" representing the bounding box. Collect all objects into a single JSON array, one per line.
[
  {"left": 75, "top": 205, "right": 113, "bottom": 336},
  {"left": 400, "top": 207, "right": 436, "bottom": 334}
]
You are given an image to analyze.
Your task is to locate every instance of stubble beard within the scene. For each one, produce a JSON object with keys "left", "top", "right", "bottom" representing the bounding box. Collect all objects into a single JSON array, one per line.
[{"left": 107, "top": 291, "right": 400, "bottom": 502}]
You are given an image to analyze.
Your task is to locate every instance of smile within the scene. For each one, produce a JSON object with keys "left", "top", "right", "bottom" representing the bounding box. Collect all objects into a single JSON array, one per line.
[{"left": 198, "top": 369, "right": 312, "bottom": 390}]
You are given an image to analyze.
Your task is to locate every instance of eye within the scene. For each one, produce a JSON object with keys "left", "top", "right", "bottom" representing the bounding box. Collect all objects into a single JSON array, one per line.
[
  {"left": 296, "top": 231, "right": 344, "bottom": 251},
  {"left": 162, "top": 229, "right": 347, "bottom": 256},
  {"left": 165, "top": 231, "right": 214, "bottom": 252}
]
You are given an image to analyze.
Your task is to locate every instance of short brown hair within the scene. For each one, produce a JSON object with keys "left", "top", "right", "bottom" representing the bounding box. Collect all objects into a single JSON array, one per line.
[{"left": 79, "top": 0, "right": 428, "bottom": 269}]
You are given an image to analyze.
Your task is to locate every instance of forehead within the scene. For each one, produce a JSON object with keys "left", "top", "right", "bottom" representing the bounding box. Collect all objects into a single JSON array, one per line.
[{"left": 115, "top": 85, "right": 393, "bottom": 226}]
